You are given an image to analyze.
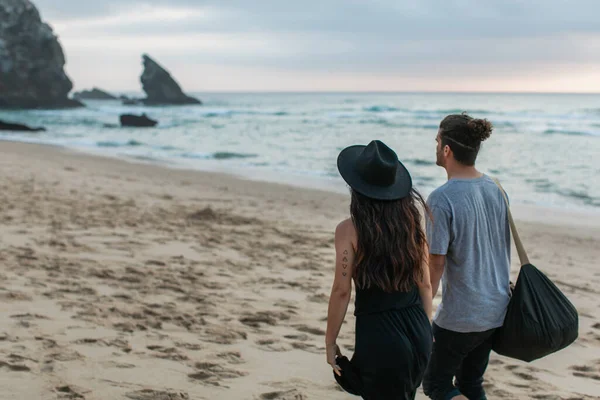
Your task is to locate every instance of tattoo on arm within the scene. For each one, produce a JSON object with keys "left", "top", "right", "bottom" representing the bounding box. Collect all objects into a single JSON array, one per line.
[{"left": 341, "top": 249, "right": 350, "bottom": 277}]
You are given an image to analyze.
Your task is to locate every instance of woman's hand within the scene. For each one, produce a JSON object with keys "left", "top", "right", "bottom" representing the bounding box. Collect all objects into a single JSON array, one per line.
[{"left": 326, "top": 343, "right": 342, "bottom": 376}]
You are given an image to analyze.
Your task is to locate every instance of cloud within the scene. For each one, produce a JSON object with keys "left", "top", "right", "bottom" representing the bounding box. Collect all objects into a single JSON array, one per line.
[
  {"left": 37, "top": 0, "right": 600, "bottom": 37},
  {"left": 52, "top": 5, "right": 209, "bottom": 32},
  {"left": 28, "top": 0, "right": 600, "bottom": 92}
]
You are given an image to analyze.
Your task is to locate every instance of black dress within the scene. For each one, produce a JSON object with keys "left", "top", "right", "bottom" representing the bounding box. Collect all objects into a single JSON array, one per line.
[{"left": 334, "top": 285, "right": 432, "bottom": 399}]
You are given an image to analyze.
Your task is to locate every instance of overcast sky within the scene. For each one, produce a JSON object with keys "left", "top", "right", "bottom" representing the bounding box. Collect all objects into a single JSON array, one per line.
[{"left": 33, "top": 0, "right": 600, "bottom": 93}]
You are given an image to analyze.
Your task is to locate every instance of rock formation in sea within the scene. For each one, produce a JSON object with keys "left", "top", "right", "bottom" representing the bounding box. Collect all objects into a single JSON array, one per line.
[
  {"left": 0, "top": 118, "right": 46, "bottom": 131},
  {"left": 0, "top": 0, "right": 82, "bottom": 108},
  {"left": 119, "top": 113, "right": 158, "bottom": 128},
  {"left": 73, "top": 88, "right": 117, "bottom": 101},
  {"left": 140, "top": 54, "right": 201, "bottom": 105}
]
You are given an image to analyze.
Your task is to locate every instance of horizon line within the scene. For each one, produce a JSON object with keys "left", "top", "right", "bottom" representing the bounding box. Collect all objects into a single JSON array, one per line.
[{"left": 91, "top": 89, "right": 600, "bottom": 95}]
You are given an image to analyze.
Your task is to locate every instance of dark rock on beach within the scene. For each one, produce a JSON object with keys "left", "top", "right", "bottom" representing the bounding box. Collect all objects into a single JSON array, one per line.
[
  {"left": 140, "top": 54, "right": 201, "bottom": 105},
  {"left": 0, "top": 0, "right": 83, "bottom": 109},
  {"left": 0, "top": 119, "right": 45, "bottom": 131},
  {"left": 120, "top": 113, "right": 158, "bottom": 128},
  {"left": 73, "top": 88, "right": 117, "bottom": 101}
]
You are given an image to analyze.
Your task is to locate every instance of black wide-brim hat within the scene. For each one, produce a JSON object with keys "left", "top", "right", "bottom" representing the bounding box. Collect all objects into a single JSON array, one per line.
[{"left": 337, "top": 140, "right": 412, "bottom": 200}]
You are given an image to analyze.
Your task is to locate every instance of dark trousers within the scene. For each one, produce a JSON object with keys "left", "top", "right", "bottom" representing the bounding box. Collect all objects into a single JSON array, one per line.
[{"left": 422, "top": 323, "right": 496, "bottom": 400}]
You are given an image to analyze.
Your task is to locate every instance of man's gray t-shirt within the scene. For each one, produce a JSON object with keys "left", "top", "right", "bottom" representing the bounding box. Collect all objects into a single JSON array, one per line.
[{"left": 426, "top": 174, "right": 511, "bottom": 333}]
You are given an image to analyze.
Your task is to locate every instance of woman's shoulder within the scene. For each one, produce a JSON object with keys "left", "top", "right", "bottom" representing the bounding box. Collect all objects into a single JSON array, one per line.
[
  {"left": 335, "top": 218, "right": 357, "bottom": 243},
  {"left": 335, "top": 218, "right": 353, "bottom": 233}
]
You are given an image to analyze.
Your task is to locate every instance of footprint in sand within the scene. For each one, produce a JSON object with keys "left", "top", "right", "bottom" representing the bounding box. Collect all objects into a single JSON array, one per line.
[
  {"left": 239, "top": 311, "right": 290, "bottom": 328},
  {"left": 291, "top": 342, "right": 322, "bottom": 354},
  {"left": 56, "top": 385, "right": 86, "bottom": 399},
  {"left": 113, "top": 322, "right": 137, "bottom": 333},
  {"left": 294, "top": 325, "right": 325, "bottom": 336},
  {"left": 202, "top": 326, "right": 247, "bottom": 345},
  {"left": 258, "top": 389, "right": 305, "bottom": 400},
  {"left": 293, "top": 261, "right": 322, "bottom": 272},
  {"left": 47, "top": 349, "right": 84, "bottom": 362},
  {"left": 10, "top": 313, "right": 49, "bottom": 320},
  {"left": 187, "top": 362, "right": 247, "bottom": 387},
  {"left": 32, "top": 334, "right": 81, "bottom": 363},
  {"left": 125, "top": 389, "right": 189, "bottom": 400},
  {"left": 306, "top": 294, "right": 328, "bottom": 303},
  {"left": 0, "top": 360, "right": 31, "bottom": 372},
  {"left": 5, "top": 353, "right": 26, "bottom": 362},
  {"left": 283, "top": 334, "right": 310, "bottom": 341},
  {"left": 173, "top": 341, "right": 203, "bottom": 351},
  {"left": 216, "top": 351, "right": 245, "bottom": 365},
  {"left": 145, "top": 260, "right": 167, "bottom": 267},
  {"left": 0, "top": 290, "right": 32, "bottom": 301},
  {"left": 486, "top": 387, "right": 512, "bottom": 398},
  {"left": 570, "top": 361, "right": 600, "bottom": 381},
  {"left": 146, "top": 346, "right": 189, "bottom": 362},
  {"left": 273, "top": 301, "right": 299, "bottom": 311},
  {"left": 530, "top": 395, "right": 562, "bottom": 400},
  {"left": 256, "top": 338, "right": 292, "bottom": 352},
  {"left": 513, "top": 371, "right": 536, "bottom": 381},
  {"left": 73, "top": 338, "right": 105, "bottom": 345},
  {"left": 101, "top": 361, "right": 136, "bottom": 369}
]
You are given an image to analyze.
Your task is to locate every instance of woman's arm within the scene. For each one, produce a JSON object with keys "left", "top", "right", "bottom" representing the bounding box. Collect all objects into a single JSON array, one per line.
[
  {"left": 325, "top": 219, "right": 355, "bottom": 372},
  {"left": 417, "top": 243, "right": 433, "bottom": 321}
]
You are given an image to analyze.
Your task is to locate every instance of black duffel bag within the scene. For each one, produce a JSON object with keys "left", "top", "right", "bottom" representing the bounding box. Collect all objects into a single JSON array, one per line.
[{"left": 492, "top": 179, "right": 579, "bottom": 362}]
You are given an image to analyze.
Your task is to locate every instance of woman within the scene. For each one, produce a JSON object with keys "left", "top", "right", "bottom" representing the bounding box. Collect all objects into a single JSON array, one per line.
[{"left": 326, "top": 140, "right": 433, "bottom": 400}]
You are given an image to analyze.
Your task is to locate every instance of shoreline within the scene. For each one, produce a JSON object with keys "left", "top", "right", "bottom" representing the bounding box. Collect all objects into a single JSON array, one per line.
[{"left": 3, "top": 139, "right": 600, "bottom": 229}]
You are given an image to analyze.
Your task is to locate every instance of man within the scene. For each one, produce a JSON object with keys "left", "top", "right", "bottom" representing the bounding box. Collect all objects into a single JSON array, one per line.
[{"left": 423, "top": 113, "right": 511, "bottom": 400}]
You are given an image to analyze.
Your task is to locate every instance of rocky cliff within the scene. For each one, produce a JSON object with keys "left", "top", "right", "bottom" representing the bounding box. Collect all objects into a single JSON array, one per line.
[
  {"left": 140, "top": 54, "right": 201, "bottom": 105},
  {"left": 0, "top": 0, "right": 82, "bottom": 108}
]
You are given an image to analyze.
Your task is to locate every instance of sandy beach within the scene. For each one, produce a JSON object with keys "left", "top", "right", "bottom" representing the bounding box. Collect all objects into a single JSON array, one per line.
[{"left": 0, "top": 141, "right": 599, "bottom": 400}]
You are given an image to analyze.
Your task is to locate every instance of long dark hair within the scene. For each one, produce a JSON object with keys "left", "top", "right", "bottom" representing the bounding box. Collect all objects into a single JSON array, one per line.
[{"left": 350, "top": 188, "right": 428, "bottom": 292}]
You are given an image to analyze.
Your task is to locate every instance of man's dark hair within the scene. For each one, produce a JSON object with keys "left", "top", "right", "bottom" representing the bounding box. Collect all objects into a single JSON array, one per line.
[{"left": 439, "top": 113, "right": 493, "bottom": 166}]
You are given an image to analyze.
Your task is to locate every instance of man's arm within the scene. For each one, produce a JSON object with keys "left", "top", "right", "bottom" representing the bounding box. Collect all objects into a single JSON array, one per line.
[
  {"left": 417, "top": 243, "right": 433, "bottom": 320},
  {"left": 425, "top": 198, "right": 451, "bottom": 299},
  {"left": 429, "top": 254, "right": 446, "bottom": 298}
]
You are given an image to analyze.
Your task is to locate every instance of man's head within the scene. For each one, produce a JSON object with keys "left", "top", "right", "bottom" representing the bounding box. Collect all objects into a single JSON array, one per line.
[{"left": 435, "top": 113, "right": 493, "bottom": 168}]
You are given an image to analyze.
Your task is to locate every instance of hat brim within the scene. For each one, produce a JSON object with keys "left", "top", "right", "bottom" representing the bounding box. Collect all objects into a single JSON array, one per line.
[{"left": 337, "top": 145, "right": 412, "bottom": 201}]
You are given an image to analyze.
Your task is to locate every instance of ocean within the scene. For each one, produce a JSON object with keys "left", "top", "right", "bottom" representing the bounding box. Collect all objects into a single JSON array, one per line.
[{"left": 1, "top": 92, "right": 599, "bottom": 211}]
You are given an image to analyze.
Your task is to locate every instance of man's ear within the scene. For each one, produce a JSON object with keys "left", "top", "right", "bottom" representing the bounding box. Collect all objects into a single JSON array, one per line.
[{"left": 443, "top": 144, "right": 451, "bottom": 157}]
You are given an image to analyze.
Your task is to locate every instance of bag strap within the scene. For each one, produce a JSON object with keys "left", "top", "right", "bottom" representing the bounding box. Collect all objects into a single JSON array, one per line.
[{"left": 492, "top": 178, "right": 530, "bottom": 266}]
